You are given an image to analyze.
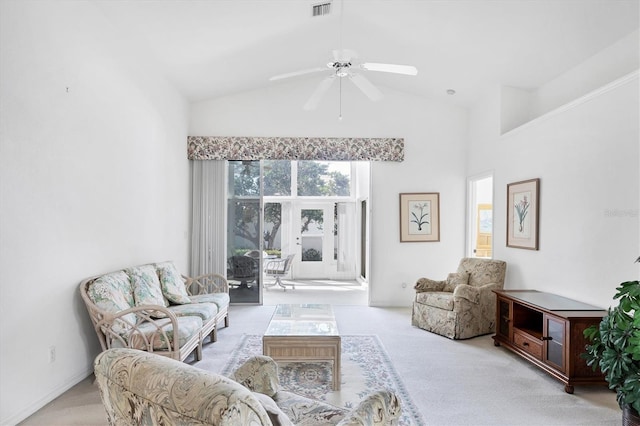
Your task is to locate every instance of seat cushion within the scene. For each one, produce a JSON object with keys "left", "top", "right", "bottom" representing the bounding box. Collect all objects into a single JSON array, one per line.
[
  {"left": 156, "top": 261, "right": 191, "bottom": 304},
  {"left": 126, "top": 264, "right": 168, "bottom": 308},
  {"left": 123, "top": 315, "right": 202, "bottom": 351},
  {"left": 167, "top": 302, "right": 218, "bottom": 322},
  {"left": 189, "top": 293, "right": 230, "bottom": 312},
  {"left": 415, "top": 291, "right": 455, "bottom": 311}
]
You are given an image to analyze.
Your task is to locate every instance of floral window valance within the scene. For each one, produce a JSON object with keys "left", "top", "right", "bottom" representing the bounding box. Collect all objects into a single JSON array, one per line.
[{"left": 187, "top": 136, "right": 404, "bottom": 162}]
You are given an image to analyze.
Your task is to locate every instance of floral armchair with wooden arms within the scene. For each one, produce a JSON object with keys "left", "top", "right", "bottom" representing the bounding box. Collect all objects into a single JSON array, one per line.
[{"left": 411, "top": 257, "right": 507, "bottom": 339}]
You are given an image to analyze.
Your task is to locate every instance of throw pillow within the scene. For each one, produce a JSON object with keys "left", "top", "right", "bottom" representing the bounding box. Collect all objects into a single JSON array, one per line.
[
  {"left": 126, "top": 265, "right": 168, "bottom": 312},
  {"left": 252, "top": 392, "right": 294, "bottom": 426},
  {"left": 443, "top": 272, "right": 469, "bottom": 292},
  {"left": 156, "top": 261, "right": 191, "bottom": 304},
  {"left": 87, "top": 271, "right": 137, "bottom": 333}
]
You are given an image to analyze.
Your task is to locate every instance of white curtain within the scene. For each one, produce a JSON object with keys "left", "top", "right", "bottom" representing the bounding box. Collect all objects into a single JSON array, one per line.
[
  {"left": 190, "top": 160, "right": 227, "bottom": 277},
  {"left": 337, "top": 202, "right": 356, "bottom": 274}
]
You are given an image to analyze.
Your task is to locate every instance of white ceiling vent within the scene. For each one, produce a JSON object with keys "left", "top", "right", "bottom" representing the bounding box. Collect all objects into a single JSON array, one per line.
[{"left": 312, "top": 2, "right": 332, "bottom": 17}]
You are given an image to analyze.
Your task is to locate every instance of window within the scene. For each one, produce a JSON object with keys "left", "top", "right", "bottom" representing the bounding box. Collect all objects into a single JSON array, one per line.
[
  {"left": 261, "top": 160, "right": 352, "bottom": 198},
  {"left": 297, "top": 161, "right": 351, "bottom": 197},
  {"left": 263, "top": 160, "right": 291, "bottom": 196}
]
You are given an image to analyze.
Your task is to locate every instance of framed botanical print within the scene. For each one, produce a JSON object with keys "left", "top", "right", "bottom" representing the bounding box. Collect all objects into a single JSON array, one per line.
[
  {"left": 399, "top": 192, "right": 440, "bottom": 242},
  {"left": 507, "top": 178, "right": 540, "bottom": 250}
]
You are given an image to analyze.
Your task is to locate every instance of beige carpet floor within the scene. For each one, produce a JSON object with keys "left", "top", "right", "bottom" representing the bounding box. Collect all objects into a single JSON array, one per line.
[{"left": 20, "top": 304, "right": 620, "bottom": 426}]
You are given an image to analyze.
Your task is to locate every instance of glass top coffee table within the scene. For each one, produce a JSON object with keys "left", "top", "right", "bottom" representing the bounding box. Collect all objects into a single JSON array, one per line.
[{"left": 263, "top": 304, "right": 341, "bottom": 390}]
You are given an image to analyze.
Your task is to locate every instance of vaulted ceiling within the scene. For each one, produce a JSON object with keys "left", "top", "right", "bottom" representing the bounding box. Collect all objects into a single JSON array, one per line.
[{"left": 95, "top": 0, "right": 639, "bottom": 108}]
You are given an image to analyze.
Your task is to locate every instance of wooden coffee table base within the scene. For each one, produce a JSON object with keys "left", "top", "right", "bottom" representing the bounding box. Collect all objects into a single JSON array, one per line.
[{"left": 263, "top": 335, "right": 341, "bottom": 390}]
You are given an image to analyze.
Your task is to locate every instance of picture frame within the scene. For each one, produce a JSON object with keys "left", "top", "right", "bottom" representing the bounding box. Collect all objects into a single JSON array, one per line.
[
  {"left": 399, "top": 192, "right": 440, "bottom": 242},
  {"left": 506, "top": 178, "right": 540, "bottom": 250}
]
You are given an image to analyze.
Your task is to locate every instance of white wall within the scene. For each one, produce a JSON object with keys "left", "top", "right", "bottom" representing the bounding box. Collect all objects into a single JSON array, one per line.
[
  {"left": 0, "top": 2, "right": 190, "bottom": 424},
  {"left": 532, "top": 29, "right": 640, "bottom": 118},
  {"left": 468, "top": 75, "right": 639, "bottom": 306},
  {"left": 190, "top": 78, "right": 469, "bottom": 306}
]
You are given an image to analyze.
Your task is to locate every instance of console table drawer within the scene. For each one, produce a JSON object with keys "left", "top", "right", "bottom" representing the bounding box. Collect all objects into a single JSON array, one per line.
[{"left": 514, "top": 331, "right": 542, "bottom": 359}]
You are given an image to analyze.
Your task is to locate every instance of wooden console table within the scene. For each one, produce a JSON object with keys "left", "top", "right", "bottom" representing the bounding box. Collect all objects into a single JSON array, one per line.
[{"left": 492, "top": 290, "right": 607, "bottom": 393}]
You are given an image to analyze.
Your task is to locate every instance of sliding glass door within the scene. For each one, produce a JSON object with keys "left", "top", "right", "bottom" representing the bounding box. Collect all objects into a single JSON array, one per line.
[{"left": 227, "top": 161, "right": 261, "bottom": 303}]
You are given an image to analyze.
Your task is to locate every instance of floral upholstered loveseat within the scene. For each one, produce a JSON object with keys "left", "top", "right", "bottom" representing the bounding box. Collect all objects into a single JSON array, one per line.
[
  {"left": 412, "top": 257, "right": 507, "bottom": 339},
  {"left": 94, "top": 348, "right": 402, "bottom": 426},
  {"left": 80, "top": 261, "right": 229, "bottom": 362}
]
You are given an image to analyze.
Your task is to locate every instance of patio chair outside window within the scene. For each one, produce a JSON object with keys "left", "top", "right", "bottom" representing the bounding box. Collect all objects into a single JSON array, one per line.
[
  {"left": 228, "top": 255, "right": 259, "bottom": 288},
  {"left": 264, "top": 254, "right": 295, "bottom": 290}
]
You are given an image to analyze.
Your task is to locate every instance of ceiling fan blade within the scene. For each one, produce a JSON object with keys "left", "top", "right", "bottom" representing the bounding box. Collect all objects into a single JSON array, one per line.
[
  {"left": 270, "top": 67, "right": 327, "bottom": 81},
  {"left": 333, "top": 49, "right": 357, "bottom": 63},
  {"left": 349, "top": 73, "right": 384, "bottom": 102},
  {"left": 360, "top": 62, "right": 418, "bottom": 76},
  {"left": 303, "top": 76, "right": 335, "bottom": 110}
]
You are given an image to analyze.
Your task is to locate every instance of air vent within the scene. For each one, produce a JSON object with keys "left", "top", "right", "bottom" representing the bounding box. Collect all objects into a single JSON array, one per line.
[{"left": 312, "top": 2, "right": 331, "bottom": 17}]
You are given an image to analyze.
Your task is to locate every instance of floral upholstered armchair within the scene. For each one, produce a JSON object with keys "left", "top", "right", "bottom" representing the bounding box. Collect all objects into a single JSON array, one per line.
[
  {"left": 412, "top": 257, "right": 507, "bottom": 339},
  {"left": 94, "top": 348, "right": 402, "bottom": 426}
]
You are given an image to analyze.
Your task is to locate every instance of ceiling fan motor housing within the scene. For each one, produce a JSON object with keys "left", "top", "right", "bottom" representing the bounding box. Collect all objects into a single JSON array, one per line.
[{"left": 329, "top": 61, "right": 352, "bottom": 77}]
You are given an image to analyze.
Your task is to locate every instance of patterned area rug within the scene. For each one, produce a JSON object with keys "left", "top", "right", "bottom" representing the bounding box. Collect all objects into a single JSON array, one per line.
[{"left": 220, "top": 334, "right": 424, "bottom": 426}]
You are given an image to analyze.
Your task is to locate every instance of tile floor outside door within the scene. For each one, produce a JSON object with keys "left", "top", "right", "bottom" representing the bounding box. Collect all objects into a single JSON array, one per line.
[{"left": 262, "top": 279, "right": 368, "bottom": 306}]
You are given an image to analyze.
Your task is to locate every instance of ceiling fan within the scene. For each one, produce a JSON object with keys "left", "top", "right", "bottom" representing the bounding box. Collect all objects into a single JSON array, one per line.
[{"left": 269, "top": 48, "right": 418, "bottom": 112}]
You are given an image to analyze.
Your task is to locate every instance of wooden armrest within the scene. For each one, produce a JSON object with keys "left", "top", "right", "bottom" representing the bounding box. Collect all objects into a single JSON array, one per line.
[
  {"left": 97, "top": 306, "right": 182, "bottom": 352},
  {"left": 182, "top": 273, "right": 229, "bottom": 295}
]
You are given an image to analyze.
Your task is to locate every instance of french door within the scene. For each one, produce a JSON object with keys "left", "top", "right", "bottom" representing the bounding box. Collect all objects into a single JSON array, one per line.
[{"left": 292, "top": 203, "right": 335, "bottom": 279}]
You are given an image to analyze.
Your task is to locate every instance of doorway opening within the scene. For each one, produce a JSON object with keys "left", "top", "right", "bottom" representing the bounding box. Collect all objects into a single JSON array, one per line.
[
  {"left": 467, "top": 173, "right": 494, "bottom": 258},
  {"left": 227, "top": 160, "right": 370, "bottom": 304}
]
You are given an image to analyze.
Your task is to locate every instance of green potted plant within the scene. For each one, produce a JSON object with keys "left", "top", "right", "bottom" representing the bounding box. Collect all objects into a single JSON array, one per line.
[{"left": 583, "top": 274, "right": 640, "bottom": 425}]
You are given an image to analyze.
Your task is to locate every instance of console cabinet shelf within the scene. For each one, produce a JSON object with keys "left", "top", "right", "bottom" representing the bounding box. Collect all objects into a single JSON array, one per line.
[{"left": 492, "top": 290, "right": 607, "bottom": 394}]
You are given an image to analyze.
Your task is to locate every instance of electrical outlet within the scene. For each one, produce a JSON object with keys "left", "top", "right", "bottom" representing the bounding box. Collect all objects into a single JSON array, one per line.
[{"left": 48, "top": 345, "right": 56, "bottom": 364}]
